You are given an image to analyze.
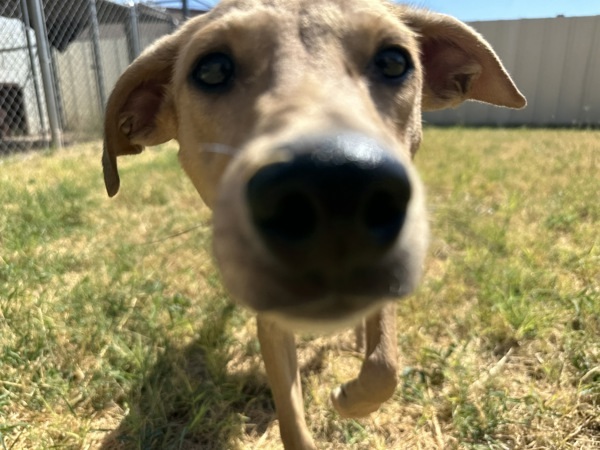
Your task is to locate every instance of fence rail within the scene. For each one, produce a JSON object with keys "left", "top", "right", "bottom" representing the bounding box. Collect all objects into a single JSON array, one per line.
[{"left": 0, "top": 0, "right": 176, "bottom": 152}]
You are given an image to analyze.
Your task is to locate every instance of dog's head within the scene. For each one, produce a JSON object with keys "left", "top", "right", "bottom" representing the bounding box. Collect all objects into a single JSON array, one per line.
[{"left": 103, "top": 0, "right": 525, "bottom": 329}]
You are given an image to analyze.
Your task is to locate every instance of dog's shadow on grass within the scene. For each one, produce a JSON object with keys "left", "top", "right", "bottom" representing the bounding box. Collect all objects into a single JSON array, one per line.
[{"left": 100, "top": 301, "right": 328, "bottom": 449}]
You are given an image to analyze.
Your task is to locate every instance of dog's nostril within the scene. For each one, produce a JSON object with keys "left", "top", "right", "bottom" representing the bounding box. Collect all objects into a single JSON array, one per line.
[
  {"left": 258, "top": 191, "right": 317, "bottom": 242},
  {"left": 247, "top": 164, "right": 319, "bottom": 244},
  {"left": 363, "top": 189, "right": 407, "bottom": 246}
]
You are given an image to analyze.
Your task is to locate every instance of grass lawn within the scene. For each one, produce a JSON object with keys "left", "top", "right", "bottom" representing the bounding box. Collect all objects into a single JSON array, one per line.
[{"left": 1, "top": 128, "right": 599, "bottom": 449}]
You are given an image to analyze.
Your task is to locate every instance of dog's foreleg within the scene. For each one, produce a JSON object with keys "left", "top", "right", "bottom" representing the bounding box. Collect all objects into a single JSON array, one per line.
[
  {"left": 257, "top": 316, "right": 316, "bottom": 450},
  {"left": 331, "top": 302, "right": 398, "bottom": 417}
]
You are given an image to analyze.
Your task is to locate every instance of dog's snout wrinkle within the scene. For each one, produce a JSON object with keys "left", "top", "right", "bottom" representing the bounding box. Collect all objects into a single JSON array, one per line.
[
  {"left": 202, "top": 142, "right": 237, "bottom": 155},
  {"left": 246, "top": 133, "right": 411, "bottom": 278}
]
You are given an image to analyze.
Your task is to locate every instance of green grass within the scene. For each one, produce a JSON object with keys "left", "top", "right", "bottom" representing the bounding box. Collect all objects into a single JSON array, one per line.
[{"left": 0, "top": 128, "right": 598, "bottom": 449}]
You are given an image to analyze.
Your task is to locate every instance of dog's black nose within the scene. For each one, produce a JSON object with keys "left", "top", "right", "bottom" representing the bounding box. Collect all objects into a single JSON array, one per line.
[{"left": 246, "top": 133, "right": 411, "bottom": 273}]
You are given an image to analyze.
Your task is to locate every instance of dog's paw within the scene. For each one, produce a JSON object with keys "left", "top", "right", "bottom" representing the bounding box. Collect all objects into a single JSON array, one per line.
[{"left": 330, "top": 384, "right": 382, "bottom": 418}]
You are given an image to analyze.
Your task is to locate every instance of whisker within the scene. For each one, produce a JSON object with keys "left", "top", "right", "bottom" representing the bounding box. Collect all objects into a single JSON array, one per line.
[{"left": 138, "top": 223, "right": 207, "bottom": 246}]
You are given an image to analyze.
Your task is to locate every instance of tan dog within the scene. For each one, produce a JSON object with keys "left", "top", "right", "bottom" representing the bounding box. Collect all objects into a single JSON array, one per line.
[{"left": 102, "top": 1, "right": 525, "bottom": 448}]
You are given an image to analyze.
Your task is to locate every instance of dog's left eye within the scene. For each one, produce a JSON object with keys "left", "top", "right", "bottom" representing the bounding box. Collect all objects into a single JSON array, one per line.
[
  {"left": 372, "top": 47, "right": 412, "bottom": 83},
  {"left": 190, "top": 52, "right": 235, "bottom": 92}
]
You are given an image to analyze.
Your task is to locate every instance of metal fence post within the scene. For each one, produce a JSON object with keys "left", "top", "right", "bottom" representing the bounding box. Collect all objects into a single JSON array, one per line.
[
  {"left": 127, "top": 3, "right": 141, "bottom": 61},
  {"left": 182, "top": 0, "right": 190, "bottom": 21},
  {"left": 25, "top": 0, "right": 62, "bottom": 148},
  {"left": 20, "top": 0, "right": 48, "bottom": 134},
  {"left": 88, "top": 0, "right": 107, "bottom": 112}
]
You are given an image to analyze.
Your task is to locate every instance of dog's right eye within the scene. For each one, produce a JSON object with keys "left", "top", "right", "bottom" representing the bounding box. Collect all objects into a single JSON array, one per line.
[
  {"left": 190, "top": 53, "right": 235, "bottom": 92},
  {"left": 371, "top": 46, "right": 412, "bottom": 84}
]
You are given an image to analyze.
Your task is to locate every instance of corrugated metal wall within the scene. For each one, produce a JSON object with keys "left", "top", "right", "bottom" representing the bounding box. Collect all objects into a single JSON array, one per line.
[{"left": 424, "top": 15, "right": 600, "bottom": 127}]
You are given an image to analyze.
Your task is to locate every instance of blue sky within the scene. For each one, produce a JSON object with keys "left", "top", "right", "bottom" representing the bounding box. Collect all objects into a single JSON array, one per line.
[
  {"left": 413, "top": 1, "right": 599, "bottom": 22},
  {"left": 148, "top": 0, "right": 599, "bottom": 21}
]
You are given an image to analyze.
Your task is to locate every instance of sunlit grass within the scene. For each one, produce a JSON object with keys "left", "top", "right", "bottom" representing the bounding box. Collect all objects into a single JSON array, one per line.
[{"left": 1, "top": 128, "right": 598, "bottom": 449}]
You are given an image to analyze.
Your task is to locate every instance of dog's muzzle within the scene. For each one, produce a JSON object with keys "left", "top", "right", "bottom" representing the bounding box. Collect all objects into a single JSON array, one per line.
[{"left": 213, "top": 132, "right": 426, "bottom": 326}]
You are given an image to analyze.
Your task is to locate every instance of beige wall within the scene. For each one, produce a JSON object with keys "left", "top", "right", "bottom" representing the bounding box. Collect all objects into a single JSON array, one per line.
[{"left": 424, "top": 15, "right": 600, "bottom": 127}]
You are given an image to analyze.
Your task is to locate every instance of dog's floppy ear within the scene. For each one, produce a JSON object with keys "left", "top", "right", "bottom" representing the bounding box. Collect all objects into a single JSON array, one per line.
[
  {"left": 102, "top": 33, "right": 181, "bottom": 197},
  {"left": 401, "top": 8, "right": 526, "bottom": 111}
]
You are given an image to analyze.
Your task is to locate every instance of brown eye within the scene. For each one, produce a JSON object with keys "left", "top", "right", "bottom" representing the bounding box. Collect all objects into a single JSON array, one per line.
[
  {"left": 190, "top": 52, "right": 235, "bottom": 92},
  {"left": 372, "top": 47, "right": 412, "bottom": 83}
]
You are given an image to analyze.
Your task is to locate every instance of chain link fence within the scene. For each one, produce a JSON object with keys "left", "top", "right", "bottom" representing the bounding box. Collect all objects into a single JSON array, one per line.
[{"left": 0, "top": 0, "right": 178, "bottom": 153}]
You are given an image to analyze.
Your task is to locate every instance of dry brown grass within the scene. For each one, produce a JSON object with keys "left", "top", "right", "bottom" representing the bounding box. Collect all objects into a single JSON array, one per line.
[{"left": 1, "top": 128, "right": 598, "bottom": 449}]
